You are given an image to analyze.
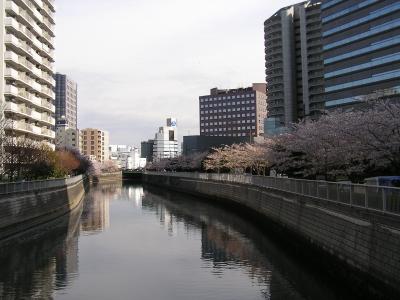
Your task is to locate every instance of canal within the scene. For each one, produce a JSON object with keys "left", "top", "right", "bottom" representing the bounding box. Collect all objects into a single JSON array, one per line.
[{"left": 0, "top": 183, "right": 362, "bottom": 299}]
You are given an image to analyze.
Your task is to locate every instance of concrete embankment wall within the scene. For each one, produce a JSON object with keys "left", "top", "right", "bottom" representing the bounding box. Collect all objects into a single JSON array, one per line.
[
  {"left": 92, "top": 172, "right": 122, "bottom": 183},
  {"left": 143, "top": 173, "right": 400, "bottom": 297},
  {"left": 0, "top": 176, "right": 88, "bottom": 241}
]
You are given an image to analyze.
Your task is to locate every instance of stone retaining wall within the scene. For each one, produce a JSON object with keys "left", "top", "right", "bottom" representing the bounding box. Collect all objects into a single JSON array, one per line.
[{"left": 0, "top": 176, "right": 87, "bottom": 240}]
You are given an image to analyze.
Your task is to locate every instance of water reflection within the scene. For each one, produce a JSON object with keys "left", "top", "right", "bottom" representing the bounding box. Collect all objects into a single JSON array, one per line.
[
  {"left": 80, "top": 182, "right": 124, "bottom": 234},
  {"left": 0, "top": 184, "right": 362, "bottom": 300},
  {"left": 0, "top": 200, "right": 82, "bottom": 299},
  {"left": 141, "top": 188, "right": 351, "bottom": 300}
]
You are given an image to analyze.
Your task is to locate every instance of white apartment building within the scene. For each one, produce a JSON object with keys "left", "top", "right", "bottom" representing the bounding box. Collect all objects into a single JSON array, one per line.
[
  {"left": 153, "top": 118, "right": 179, "bottom": 161},
  {"left": 0, "top": 0, "right": 56, "bottom": 148}
]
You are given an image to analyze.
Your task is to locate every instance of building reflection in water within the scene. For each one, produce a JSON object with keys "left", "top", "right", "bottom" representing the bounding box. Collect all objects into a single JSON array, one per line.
[
  {"left": 141, "top": 188, "right": 343, "bottom": 300},
  {"left": 0, "top": 201, "right": 82, "bottom": 299},
  {"left": 0, "top": 185, "right": 354, "bottom": 300},
  {"left": 80, "top": 183, "right": 121, "bottom": 234}
]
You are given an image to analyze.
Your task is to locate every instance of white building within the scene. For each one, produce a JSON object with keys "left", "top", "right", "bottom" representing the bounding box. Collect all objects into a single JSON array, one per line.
[
  {"left": 0, "top": 0, "right": 56, "bottom": 148},
  {"left": 109, "top": 145, "right": 146, "bottom": 170},
  {"left": 55, "top": 116, "right": 81, "bottom": 150},
  {"left": 153, "top": 118, "right": 179, "bottom": 161},
  {"left": 55, "top": 126, "right": 81, "bottom": 150}
]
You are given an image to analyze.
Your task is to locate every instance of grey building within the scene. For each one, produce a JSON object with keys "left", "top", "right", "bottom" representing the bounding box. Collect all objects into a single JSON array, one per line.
[
  {"left": 264, "top": 1, "right": 324, "bottom": 134},
  {"left": 55, "top": 73, "right": 78, "bottom": 129},
  {"left": 182, "top": 135, "right": 249, "bottom": 156},
  {"left": 322, "top": 0, "right": 400, "bottom": 109},
  {"left": 141, "top": 140, "right": 154, "bottom": 162},
  {"left": 199, "top": 84, "right": 267, "bottom": 138}
]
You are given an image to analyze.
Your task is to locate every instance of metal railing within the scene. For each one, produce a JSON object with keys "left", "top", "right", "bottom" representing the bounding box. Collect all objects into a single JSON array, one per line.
[
  {"left": 146, "top": 172, "right": 400, "bottom": 215},
  {"left": 0, "top": 175, "right": 84, "bottom": 195}
]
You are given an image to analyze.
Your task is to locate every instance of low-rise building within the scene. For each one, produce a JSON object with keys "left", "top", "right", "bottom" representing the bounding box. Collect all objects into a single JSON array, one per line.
[
  {"left": 109, "top": 145, "right": 146, "bottom": 170},
  {"left": 55, "top": 118, "right": 81, "bottom": 150},
  {"left": 182, "top": 135, "right": 250, "bottom": 156}
]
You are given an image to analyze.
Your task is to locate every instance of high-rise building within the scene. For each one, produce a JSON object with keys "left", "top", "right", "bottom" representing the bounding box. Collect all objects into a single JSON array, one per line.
[
  {"left": 264, "top": 1, "right": 323, "bottom": 134},
  {"left": 0, "top": 0, "right": 56, "bottom": 147},
  {"left": 55, "top": 73, "right": 77, "bottom": 129},
  {"left": 199, "top": 83, "right": 267, "bottom": 138},
  {"left": 81, "top": 128, "right": 110, "bottom": 163},
  {"left": 152, "top": 118, "right": 179, "bottom": 161},
  {"left": 322, "top": 0, "right": 400, "bottom": 109}
]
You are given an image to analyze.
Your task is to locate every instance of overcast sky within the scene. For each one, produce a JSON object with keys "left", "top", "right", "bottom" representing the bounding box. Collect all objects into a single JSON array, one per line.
[{"left": 55, "top": 0, "right": 297, "bottom": 146}]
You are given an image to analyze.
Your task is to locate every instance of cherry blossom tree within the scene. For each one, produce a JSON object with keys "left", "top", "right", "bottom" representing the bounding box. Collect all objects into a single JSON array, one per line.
[{"left": 270, "top": 100, "right": 400, "bottom": 181}]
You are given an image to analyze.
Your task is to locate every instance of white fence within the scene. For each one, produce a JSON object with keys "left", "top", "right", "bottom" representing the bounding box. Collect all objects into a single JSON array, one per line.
[
  {"left": 146, "top": 172, "right": 400, "bottom": 215},
  {"left": 0, "top": 175, "right": 84, "bottom": 195}
]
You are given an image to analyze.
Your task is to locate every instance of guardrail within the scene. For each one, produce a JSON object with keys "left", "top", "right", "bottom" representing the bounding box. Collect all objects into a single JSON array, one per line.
[
  {"left": 0, "top": 175, "right": 84, "bottom": 195},
  {"left": 146, "top": 172, "right": 400, "bottom": 215}
]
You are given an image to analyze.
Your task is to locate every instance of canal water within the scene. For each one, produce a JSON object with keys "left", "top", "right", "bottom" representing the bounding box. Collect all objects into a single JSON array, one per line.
[{"left": 0, "top": 183, "right": 359, "bottom": 300}]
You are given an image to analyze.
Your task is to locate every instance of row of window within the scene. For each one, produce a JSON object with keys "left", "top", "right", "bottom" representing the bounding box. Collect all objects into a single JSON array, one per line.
[
  {"left": 325, "top": 85, "right": 400, "bottom": 107},
  {"left": 201, "top": 119, "right": 256, "bottom": 126},
  {"left": 200, "top": 113, "right": 257, "bottom": 119},
  {"left": 83, "top": 141, "right": 105, "bottom": 145},
  {"left": 203, "top": 133, "right": 254, "bottom": 137},
  {"left": 200, "top": 93, "right": 255, "bottom": 102},
  {"left": 200, "top": 100, "right": 255, "bottom": 108},
  {"left": 201, "top": 126, "right": 256, "bottom": 133},
  {"left": 322, "top": 0, "right": 377, "bottom": 24},
  {"left": 321, "top": 0, "right": 345, "bottom": 10},
  {"left": 200, "top": 107, "right": 256, "bottom": 114},
  {"left": 325, "top": 69, "right": 400, "bottom": 92},
  {"left": 325, "top": 52, "right": 400, "bottom": 79},
  {"left": 324, "top": 35, "right": 400, "bottom": 65},
  {"left": 323, "top": 2, "right": 400, "bottom": 37},
  {"left": 324, "top": 19, "right": 400, "bottom": 51}
]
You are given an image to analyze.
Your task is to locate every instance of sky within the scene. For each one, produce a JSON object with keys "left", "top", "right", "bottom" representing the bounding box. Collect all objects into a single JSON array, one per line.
[{"left": 55, "top": 0, "right": 298, "bottom": 146}]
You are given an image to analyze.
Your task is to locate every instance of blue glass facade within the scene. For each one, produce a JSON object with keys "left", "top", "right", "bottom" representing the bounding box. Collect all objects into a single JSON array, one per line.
[{"left": 322, "top": 0, "right": 400, "bottom": 108}]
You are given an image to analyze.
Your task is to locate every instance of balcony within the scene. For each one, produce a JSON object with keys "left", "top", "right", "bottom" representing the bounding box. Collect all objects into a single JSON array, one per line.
[
  {"left": 265, "top": 55, "right": 283, "bottom": 64},
  {"left": 20, "top": 0, "right": 44, "bottom": 24},
  {"left": 41, "top": 128, "right": 55, "bottom": 138},
  {"left": 41, "top": 99, "right": 55, "bottom": 113},
  {"left": 41, "top": 17, "right": 55, "bottom": 37},
  {"left": 4, "top": 17, "right": 47, "bottom": 57},
  {"left": 5, "top": 51, "right": 42, "bottom": 79},
  {"left": 5, "top": 118, "right": 43, "bottom": 136},
  {"left": 41, "top": 57, "right": 53, "bottom": 72},
  {"left": 42, "top": 3, "right": 55, "bottom": 21},
  {"left": 41, "top": 86, "right": 54, "bottom": 99},
  {"left": 5, "top": 34, "right": 43, "bottom": 65},
  {"left": 40, "top": 30, "right": 54, "bottom": 46},
  {"left": 5, "top": 2, "right": 54, "bottom": 49},
  {"left": 5, "top": 50, "right": 33, "bottom": 71},
  {"left": 41, "top": 114, "right": 55, "bottom": 125},
  {"left": 41, "top": 71, "right": 55, "bottom": 87},
  {"left": 20, "top": 0, "right": 55, "bottom": 36},
  {"left": 5, "top": 68, "right": 42, "bottom": 93},
  {"left": 41, "top": 0, "right": 55, "bottom": 12},
  {"left": 4, "top": 84, "right": 55, "bottom": 113},
  {"left": 6, "top": 1, "right": 43, "bottom": 37}
]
